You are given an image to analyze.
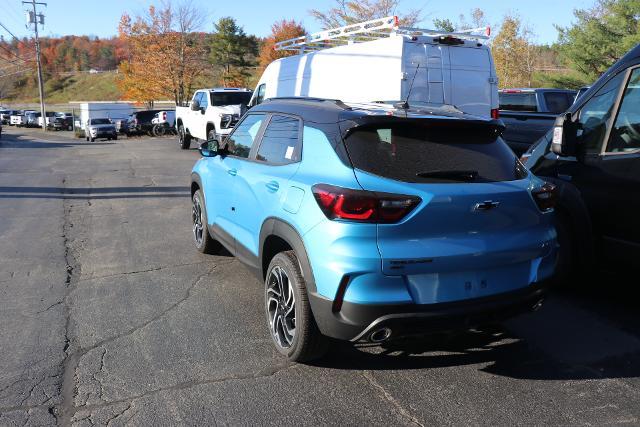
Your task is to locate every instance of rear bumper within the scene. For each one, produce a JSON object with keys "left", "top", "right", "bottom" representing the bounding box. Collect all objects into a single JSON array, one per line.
[{"left": 309, "top": 282, "right": 548, "bottom": 342}]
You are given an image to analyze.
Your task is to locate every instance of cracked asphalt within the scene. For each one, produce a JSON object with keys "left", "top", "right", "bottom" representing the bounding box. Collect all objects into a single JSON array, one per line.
[{"left": 1, "top": 126, "right": 640, "bottom": 426}]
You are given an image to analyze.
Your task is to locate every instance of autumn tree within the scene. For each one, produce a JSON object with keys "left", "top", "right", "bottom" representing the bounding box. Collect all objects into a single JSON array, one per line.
[
  {"left": 310, "top": 0, "right": 421, "bottom": 28},
  {"left": 210, "top": 17, "right": 259, "bottom": 87},
  {"left": 258, "top": 20, "right": 306, "bottom": 70},
  {"left": 492, "top": 14, "right": 537, "bottom": 88},
  {"left": 118, "top": 1, "right": 206, "bottom": 106},
  {"left": 433, "top": 8, "right": 487, "bottom": 32}
]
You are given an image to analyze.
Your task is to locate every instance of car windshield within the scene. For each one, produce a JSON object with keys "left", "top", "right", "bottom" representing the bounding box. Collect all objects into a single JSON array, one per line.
[
  {"left": 91, "top": 119, "right": 111, "bottom": 125},
  {"left": 344, "top": 122, "right": 524, "bottom": 183},
  {"left": 210, "top": 92, "right": 252, "bottom": 106}
]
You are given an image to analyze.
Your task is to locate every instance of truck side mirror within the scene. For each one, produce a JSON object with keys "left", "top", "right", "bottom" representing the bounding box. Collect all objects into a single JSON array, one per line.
[
  {"left": 551, "top": 113, "right": 579, "bottom": 157},
  {"left": 190, "top": 100, "right": 200, "bottom": 111}
]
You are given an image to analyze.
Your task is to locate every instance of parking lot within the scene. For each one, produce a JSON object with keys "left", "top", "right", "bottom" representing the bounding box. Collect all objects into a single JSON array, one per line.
[{"left": 1, "top": 126, "right": 639, "bottom": 426}]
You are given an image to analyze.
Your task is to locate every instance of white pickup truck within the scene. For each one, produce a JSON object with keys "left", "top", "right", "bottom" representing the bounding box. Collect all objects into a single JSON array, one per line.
[{"left": 176, "top": 88, "right": 253, "bottom": 149}]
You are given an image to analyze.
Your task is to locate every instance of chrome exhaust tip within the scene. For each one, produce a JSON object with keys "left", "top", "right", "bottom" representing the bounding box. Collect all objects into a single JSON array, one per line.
[{"left": 369, "top": 327, "right": 392, "bottom": 343}]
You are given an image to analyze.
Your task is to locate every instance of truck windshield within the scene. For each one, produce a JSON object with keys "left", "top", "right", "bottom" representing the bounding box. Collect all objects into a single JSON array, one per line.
[
  {"left": 210, "top": 92, "right": 252, "bottom": 106},
  {"left": 344, "top": 123, "right": 525, "bottom": 183}
]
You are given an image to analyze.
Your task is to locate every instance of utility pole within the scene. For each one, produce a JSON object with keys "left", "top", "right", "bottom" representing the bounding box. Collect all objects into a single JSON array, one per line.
[{"left": 24, "top": 0, "right": 47, "bottom": 131}]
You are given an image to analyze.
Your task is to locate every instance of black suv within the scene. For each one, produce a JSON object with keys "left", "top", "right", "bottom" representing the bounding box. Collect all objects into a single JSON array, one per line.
[
  {"left": 525, "top": 43, "right": 640, "bottom": 278},
  {"left": 123, "top": 110, "right": 162, "bottom": 136}
]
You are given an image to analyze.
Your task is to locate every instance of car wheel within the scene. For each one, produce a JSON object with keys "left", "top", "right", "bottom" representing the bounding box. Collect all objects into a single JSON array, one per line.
[
  {"left": 265, "top": 251, "right": 328, "bottom": 362},
  {"left": 179, "top": 125, "right": 191, "bottom": 150},
  {"left": 192, "top": 189, "right": 222, "bottom": 254},
  {"left": 86, "top": 136, "right": 89, "bottom": 141},
  {"left": 90, "top": 137, "right": 95, "bottom": 142},
  {"left": 113, "top": 135, "right": 118, "bottom": 140}
]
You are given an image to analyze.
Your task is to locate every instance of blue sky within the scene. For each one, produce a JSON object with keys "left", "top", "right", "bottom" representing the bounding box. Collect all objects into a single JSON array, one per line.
[{"left": 0, "top": 0, "right": 595, "bottom": 45}]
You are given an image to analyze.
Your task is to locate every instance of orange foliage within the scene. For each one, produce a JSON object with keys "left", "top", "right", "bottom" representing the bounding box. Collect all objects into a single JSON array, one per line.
[
  {"left": 259, "top": 19, "right": 307, "bottom": 70},
  {"left": 117, "top": 4, "right": 206, "bottom": 105}
]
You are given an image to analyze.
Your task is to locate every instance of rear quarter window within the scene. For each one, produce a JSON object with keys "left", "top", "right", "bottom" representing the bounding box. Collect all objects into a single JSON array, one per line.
[{"left": 344, "top": 123, "right": 525, "bottom": 184}]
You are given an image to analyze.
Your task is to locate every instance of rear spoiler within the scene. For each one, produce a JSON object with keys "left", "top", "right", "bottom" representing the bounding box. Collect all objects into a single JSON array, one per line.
[{"left": 340, "top": 115, "right": 506, "bottom": 141}]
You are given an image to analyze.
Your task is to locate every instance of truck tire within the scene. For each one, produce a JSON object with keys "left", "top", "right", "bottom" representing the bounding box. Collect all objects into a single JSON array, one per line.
[{"left": 179, "top": 124, "right": 191, "bottom": 150}]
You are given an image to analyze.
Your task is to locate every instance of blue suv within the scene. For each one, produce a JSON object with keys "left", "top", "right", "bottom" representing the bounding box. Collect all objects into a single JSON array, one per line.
[{"left": 190, "top": 98, "right": 558, "bottom": 362}]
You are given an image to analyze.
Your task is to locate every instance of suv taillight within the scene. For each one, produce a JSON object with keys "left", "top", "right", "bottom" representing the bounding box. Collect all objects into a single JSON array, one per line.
[
  {"left": 532, "top": 182, "right": 557, "bottom": 212},
  {"left": 491, "top": 108, "right": 500, "bottom": 119},
  {"left": 312, "top": 184, "right": 421, "bottom": 223}
]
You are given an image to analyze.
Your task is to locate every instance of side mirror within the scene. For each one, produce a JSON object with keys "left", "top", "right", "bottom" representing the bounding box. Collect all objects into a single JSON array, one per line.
[
  {"left": 190, "top": 100, "right": 200, "bottom": 111},
  {"left": 551, "top": 113, "right": 579, "bottom": 157},
  {"left": 199, "top": 139, "right": 219, "bottom": 157}
]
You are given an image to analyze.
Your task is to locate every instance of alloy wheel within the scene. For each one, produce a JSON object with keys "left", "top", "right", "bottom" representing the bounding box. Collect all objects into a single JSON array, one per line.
[
  {"left": 192, "top": 195, "right": 204, "bottom": 246},
  {"left": 266, "top": 266, "right": 296, "bottom": 349}
]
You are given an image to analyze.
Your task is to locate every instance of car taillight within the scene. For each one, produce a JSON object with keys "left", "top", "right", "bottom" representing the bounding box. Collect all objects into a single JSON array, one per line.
[
  {"left": 312, "top": 184, "right": 421, "bottom": 223},
  {"left": 532, "top": 182, "right": 557, "bottom": 212},
  {"left": 491, "top": 108, "right": 500, "bottom": 119},
  {"left": 163, "top": 112, "right": 166, "bottom": 121}
]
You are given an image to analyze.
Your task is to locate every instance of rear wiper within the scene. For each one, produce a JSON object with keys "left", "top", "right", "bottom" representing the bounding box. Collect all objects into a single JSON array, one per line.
[{"left": 416, "top": 170, "right": 479, "bottom": 181}]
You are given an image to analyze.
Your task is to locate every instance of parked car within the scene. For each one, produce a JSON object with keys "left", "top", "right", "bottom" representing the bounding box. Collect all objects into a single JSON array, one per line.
[
  {"left": 50, "top": 116, "right": 73, "bottom": 131},
  {"left": 25, "top": 111, "right": 40, "bottom": 127},
  {"left": 85, "top": 118, "right": 117, "bottom": 142},
  {"left": 190, "top": 98, "right": 558, "bottom": 361},
  {"left": 499, "top": 88, "right": 577, "bottom": 155},
  {"left": 122, "top": 110, "right": 163, "bottom": 136},
  {"left": 37, "top": 111, "right": 57, "bottom": 128},
  {"left": 250, "top": 16, "right": 499, "bottom": 120},
  {"left": 151, "top": 110, "right": 176, "bottom": 136},
  {"left": 1, "top": 110, "right": 19, "bottom": 125},
  {"left": 10, "top": 112, "right": 26, "bottom": 127},
  {"left": 176, "top": 88, "right": 252, "bottom": 149},
  {"left": 525, "top": 43, "right": 640, "bottom": 280}
]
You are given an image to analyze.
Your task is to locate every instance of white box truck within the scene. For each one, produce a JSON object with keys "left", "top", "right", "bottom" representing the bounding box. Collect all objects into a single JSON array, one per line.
[
  {"left": 73, "top": 102, "right": 134, "bottom": 132},
  {"left": 249, "top": 16, "right": 499, "bottom": 119}
]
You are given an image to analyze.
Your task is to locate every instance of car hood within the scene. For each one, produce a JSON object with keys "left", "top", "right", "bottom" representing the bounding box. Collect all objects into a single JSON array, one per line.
[{"left": 214, "top": 105, "right": 242, "bottom": 115}]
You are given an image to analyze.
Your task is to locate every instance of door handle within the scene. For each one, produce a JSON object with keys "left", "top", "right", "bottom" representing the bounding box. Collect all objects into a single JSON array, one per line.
[
  {"left": 228, "top": 169, "right": 237, "bottom": 176},
  {"left": 265, "top": 181, "right": 280, "bottom": 192}
]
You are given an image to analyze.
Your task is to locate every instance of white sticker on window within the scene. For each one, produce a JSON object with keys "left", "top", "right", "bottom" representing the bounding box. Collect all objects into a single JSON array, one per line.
[{"left": 285, "top": 146, "right": 294, "bottom": 160}]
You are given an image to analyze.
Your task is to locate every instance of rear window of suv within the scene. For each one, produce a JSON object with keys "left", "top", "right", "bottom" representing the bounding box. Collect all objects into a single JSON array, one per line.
[{"left": 343, "top": 122, "right": 526, "bottom": 184}]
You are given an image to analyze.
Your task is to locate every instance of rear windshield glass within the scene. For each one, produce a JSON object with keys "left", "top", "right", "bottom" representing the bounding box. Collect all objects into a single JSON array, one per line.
[
  {"left": 210, "top": 92, "right": 252, "bottom": 106},
  {"left": 499, "top": 92, "right": 537, "bottom": 112},
  {"left": 343, "top": 123, "right": 525, "bottom": 184}
]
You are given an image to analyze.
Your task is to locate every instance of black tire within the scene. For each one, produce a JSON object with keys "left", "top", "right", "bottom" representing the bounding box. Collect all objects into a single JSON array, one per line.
[
  {"left": 86, "top": 136, "right": 89, "bottom": 141},
  {"left": 179, "top": 124, "right": 191, "bottom": 149},
  {"left": 191, "top": 189, "right": 222, "bottom": 254},
  {"left": 113, "top": 134, "right": 118, "bottom": 141},
  {"left": 90, "top": 137, "right": 95, "bottom": 142},
  {"left": 265, "top": 251, "right": 328, "bottom": 362},
  {"left": 207, "top": 127, "right": 216, "bottom": 141}
]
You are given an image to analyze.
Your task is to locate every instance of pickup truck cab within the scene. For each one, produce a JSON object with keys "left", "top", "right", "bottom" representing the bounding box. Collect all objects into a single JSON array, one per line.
[
  {"left": 499, "top": 89, "right": 577, "bottom": 155},
  {"left": 176, "top": 88, "right": 252, "bottom": 149},
  {"left": 526, "top": 44, "right": 640, "bottom": 279}
]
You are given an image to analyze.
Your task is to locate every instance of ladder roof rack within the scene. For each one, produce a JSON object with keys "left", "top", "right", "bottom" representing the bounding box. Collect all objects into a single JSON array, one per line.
[{"left": 275, "top": 16, "right": 490, "bottom": 54}]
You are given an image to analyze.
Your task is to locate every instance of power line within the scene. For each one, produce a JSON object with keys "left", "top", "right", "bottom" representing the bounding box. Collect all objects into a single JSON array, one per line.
[{"left": 0, "top": 20, "right": 21, "bottom": 41}]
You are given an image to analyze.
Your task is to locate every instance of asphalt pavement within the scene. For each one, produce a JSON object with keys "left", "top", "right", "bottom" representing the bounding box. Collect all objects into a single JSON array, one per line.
[{"left": 1, "top": 126, "right": 639, "bottom": 426}]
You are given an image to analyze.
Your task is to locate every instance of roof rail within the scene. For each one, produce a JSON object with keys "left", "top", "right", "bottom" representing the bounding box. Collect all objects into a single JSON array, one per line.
[
  {"left": 275, "top": 16, "right": 490, "bottom": 54},
  {"left": 265, "top": 97, "right": 352, "bottom": 109}
]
